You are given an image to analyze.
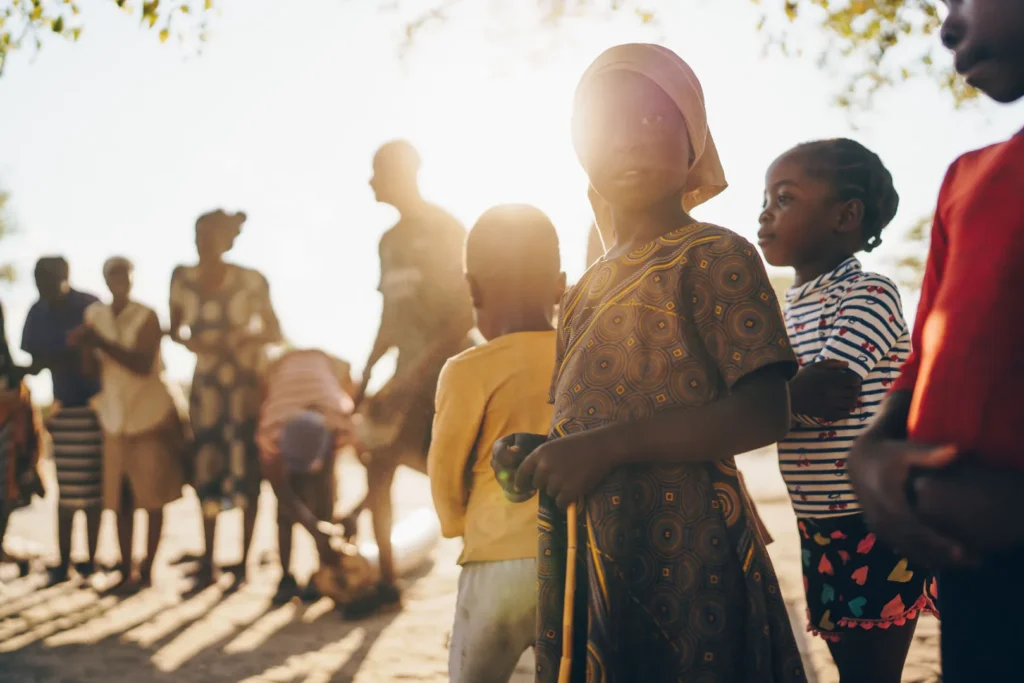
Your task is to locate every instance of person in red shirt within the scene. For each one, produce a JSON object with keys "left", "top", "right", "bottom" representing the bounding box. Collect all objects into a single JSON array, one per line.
[{"left": 848, "top": 1, "right": 1024, "bottom": 680}]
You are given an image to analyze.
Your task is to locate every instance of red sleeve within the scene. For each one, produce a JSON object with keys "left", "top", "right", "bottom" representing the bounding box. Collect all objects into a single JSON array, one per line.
[{"left": 891, "top": 170, "right": 954, "bottom": 393}]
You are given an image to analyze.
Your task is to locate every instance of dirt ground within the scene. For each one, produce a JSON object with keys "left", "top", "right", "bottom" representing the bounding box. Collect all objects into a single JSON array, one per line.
[{"left": 0, "top": 449, "right": 940, "bottom": 682}]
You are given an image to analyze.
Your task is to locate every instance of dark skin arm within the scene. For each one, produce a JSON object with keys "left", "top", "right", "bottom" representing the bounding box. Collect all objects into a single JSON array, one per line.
[
  {"left": 355, "top": 298, "right": 398, "bottom": 406},
  {"left": 69, "top": 311, "right": 162, "bottom": 377},
  {"left": 789, "top": 360, "right": 862, "bottom": 423},
  {"left": 514, "top": 364, "right": 792, "bottom": 509},
  {"left": 262, "top": 456, "right": 339, "bottom": 566},
  {"left": 847, "top": 390, "right": 976, "bottom": 568}
]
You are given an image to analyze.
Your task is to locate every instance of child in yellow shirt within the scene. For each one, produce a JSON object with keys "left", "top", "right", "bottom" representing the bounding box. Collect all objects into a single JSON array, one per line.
[{"left": 427, "top": 204, "right": 565, "bottom": 683}]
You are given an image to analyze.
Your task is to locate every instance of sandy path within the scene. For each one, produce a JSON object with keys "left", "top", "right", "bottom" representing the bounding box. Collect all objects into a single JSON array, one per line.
[{"left": 0, "top": 449, "right": 939, "bottom": 682}]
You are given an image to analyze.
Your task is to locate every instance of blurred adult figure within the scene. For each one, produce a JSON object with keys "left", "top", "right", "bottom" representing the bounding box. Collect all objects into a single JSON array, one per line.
[
  {"left": 0, "top": 298, "right": 44, "bottom": 578},
  {"left": 73, "top": 257, "right": 188, "bottom": 591},
  {"left": 353, "top": 140, "right": 474, "bottom": 609},
  {"left": 20, "top": 257, "right": 103, "bottom": 585},
  {"left": 169, "top": 210, "right": 282, "bottom": 586}
]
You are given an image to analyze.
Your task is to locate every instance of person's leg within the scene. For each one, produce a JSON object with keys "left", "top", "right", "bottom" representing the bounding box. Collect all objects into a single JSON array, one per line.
[
  {"left": 829, "top": 623, "right": 917, "bottom": 683},
  {"left": 938, "top": 546, "right": 1024, "bottom": 682},
  {"left": 449, "top": 559, "right": 538, "bottom": 683},
  {"left": 273, "top": 510, "right": 298, "bottom": 604},
  {"left": 0, "top": 503, "right": 10, "bottom": 563},
  {"left": 235, "top": 502, "right": 257, "bottom": 583},
  {"left": 367, "top": 452, "right": 399, "bottom": 591},
  {"left": 84, "top": 505, "right": 102, "bottom": 571},
  {"left": 196, "top": 515, "right": 217, "bottom": 586},
  {"left": 50, "top": 506, "right": 75, "bottom": 583},
  {"left": 117, "top": 478, "right": 135, "bottom": 576},
  {"left": 140, "top": 508, "right": 163, "bottom": 586}
]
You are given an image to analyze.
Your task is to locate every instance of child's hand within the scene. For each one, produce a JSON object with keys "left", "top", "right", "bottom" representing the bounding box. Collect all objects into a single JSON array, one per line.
[
  {"left": 848, "top": 435, "right": 977, "bottom": 568},
  {"left": 491, "top": 433, "right": 547, "bottom": 503},
  {"left": 514, "top": 432, "right": 617, "bottom": 510},
  {"left": 790, "top": 359, "right": 862, "bottom": 422}
]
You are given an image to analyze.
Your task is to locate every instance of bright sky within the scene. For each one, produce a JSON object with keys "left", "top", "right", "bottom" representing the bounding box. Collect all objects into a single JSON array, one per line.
[{"left": 1, "top": 0, "right": 1022, "bottom": 404}]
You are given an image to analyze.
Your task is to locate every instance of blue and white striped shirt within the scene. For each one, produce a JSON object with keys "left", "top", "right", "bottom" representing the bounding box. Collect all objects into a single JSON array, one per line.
[{"left": 778, "top": 258, "right": 909, "bottom": 518}]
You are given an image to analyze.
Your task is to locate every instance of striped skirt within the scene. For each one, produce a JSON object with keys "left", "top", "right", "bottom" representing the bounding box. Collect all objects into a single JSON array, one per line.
[{"left": 46, "top": 406, "right": 104, "bottom": 510}]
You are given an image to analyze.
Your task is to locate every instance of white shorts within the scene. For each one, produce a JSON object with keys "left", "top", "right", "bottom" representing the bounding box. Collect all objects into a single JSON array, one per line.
[{"left": 449, "top": 558, "right": 537, "bottom": 683}]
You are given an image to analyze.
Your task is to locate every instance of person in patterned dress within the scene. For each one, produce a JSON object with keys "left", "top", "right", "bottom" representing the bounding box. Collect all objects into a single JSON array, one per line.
[
  {"left": 496, "top": 44, "right": 807, "bottom": 682},
  {"left": 169, "top": 210, "right": 282, "bottom": 585}
]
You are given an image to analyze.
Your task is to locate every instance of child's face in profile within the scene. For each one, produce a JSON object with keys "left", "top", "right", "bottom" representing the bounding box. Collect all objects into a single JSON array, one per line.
[
  {"left": 941, "top": 0, "right": 1024, "bottom": 103},
  {"left": 575, "top": 71, "right": 690, "bottom": 212},
  {"left": 758, "top": 152, "right": 848, "bottom": 269}
]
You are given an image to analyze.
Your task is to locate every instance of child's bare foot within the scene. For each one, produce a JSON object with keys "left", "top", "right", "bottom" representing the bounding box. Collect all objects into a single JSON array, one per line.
[
  {"left": 192, "top": 562, "right": 215, "bottom": 589},
  {"left": 223, "top": 562, "right": 248, "bottom": 584},
  {"left": 299, "top": 581, "right": 322, "bottom": 603},
  {"left": 74, "top": 561, "right": 97, "bottom": 579},
  {"left": 272, "top": 574, "right": 299, "bottom": 605},
  {"left": 138, "top": 558, "right": 153, "bottom": 588},
  {"left": 45, "top": 565, "right": 70, "bottom": 587}
]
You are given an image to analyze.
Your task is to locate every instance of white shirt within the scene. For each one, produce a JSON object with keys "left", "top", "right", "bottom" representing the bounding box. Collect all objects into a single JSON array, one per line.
[{"left": 86, "top": 301, "right": 180, "bottom": 436}]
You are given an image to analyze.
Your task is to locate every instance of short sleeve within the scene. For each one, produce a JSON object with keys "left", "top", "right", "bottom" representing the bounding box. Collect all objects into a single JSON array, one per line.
[
  {"left": 427, "top": 357, "right": 487, "bottom": 538},
  {"left": 815, "top": 274, "right": 906, "bottom": 380},
  {"left": 20, "top": 304, "right": 45, "bottom": 355},
  {"left": 548, "top": 289, "right": 573, "bottom": 404},
  {"left": 686, "top": 233, "right": 797, "bottom": 388}
]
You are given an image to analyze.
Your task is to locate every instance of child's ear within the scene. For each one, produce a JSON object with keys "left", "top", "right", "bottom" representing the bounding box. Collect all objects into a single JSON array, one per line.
[
  {"left": 467, "top": 274, "right": 484, "bottom": 309},
  {"left": 836, "top": 198, "right": 864, "bottom": 236}
]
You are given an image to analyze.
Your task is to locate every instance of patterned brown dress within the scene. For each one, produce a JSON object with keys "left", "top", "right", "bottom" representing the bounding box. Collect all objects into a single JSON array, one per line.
[{"left": 537, "top": 224, "right": 807, "bottom": 683}]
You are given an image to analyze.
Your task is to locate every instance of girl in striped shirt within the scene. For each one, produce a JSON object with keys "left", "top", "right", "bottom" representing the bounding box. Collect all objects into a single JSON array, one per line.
[{"left": 758, "top": 138, "right": 935, "bottom": 682}]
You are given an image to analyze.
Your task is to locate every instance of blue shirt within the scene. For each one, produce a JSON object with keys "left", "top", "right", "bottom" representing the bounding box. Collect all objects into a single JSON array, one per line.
[
  {"left": 21, "top": 289, "right": 101, "bottom": 407},
  {"left": 777, "top": 258, "right": 910, "bottom": 518}
]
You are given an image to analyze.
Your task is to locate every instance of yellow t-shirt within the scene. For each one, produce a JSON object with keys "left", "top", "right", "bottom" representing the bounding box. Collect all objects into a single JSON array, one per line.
[{"left": 427, "top": 330, "right": 555, "bottom": 565}]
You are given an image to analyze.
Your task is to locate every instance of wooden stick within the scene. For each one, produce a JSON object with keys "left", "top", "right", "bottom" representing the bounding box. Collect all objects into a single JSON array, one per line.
[{"left": 558, "top": 502, "right": 579, "bottom": 683}]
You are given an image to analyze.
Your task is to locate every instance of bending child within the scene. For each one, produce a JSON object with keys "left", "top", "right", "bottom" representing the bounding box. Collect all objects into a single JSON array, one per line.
[
  {"left": 759, "top": 139, "right": 934, "bottom": 682},
  {"left": 257, "top": 348, "right": 355, "bottom": 603},
  {"left": 495, "top": 44, "right": 806, "bottom": 682},
  {"left": 428, "top": 204, "right": 565, "bottom": 683}
]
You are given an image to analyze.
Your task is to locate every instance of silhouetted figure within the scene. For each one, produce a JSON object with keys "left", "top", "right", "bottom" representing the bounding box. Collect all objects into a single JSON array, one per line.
[
  {"left": 73, "top": 257, "right": 188, "bottom": 592},
  {"left": 169, "top": 210, "right": 282, "bottom": 587},
  {"left": 21, "top": 257, "right": 103, "bottom": 585},
  {"left": 0, "top": 298, "right": 43, "bottom": 578},
  {"left": 352, "top": 140, "right": 474, "bottom": 611}
]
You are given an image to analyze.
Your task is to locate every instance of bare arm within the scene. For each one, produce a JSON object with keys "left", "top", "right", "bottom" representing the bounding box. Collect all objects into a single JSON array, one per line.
[
  {"left": 263, "top": 456, "right": 338, "bottom": 562},
  {"left": 602, "top": 365, "right": 791, "bottom": 467},
  {"left": 517, "top": 365, "right": 793, "bottom": 509},
  {"left": 90, "top": 311, "right": 162, "bottom": 376}
]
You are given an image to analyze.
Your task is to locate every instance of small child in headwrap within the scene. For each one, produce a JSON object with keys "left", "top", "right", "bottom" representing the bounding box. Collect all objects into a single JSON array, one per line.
[
  {"left": 494, "top": 44, "right": 806, "bottom": 682},
  {"left": 257, "top": 348, "right": 356, "bottom": 603}
]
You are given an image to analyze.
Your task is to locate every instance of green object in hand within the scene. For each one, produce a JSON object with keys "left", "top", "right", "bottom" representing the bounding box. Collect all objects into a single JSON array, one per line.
[{"left": 492, "top": 432, "right": 546, "bottom": 503}]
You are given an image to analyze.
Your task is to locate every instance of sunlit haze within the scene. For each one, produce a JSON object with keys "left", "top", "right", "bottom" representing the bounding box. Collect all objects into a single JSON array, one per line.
[{"left": 2, "top": 0, "right": 1022, "bottom": 403}]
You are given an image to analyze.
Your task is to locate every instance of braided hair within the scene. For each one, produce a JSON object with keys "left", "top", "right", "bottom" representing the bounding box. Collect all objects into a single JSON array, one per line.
[{"left": 788, "top": 138, "right": 899, "bottom": 253}]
